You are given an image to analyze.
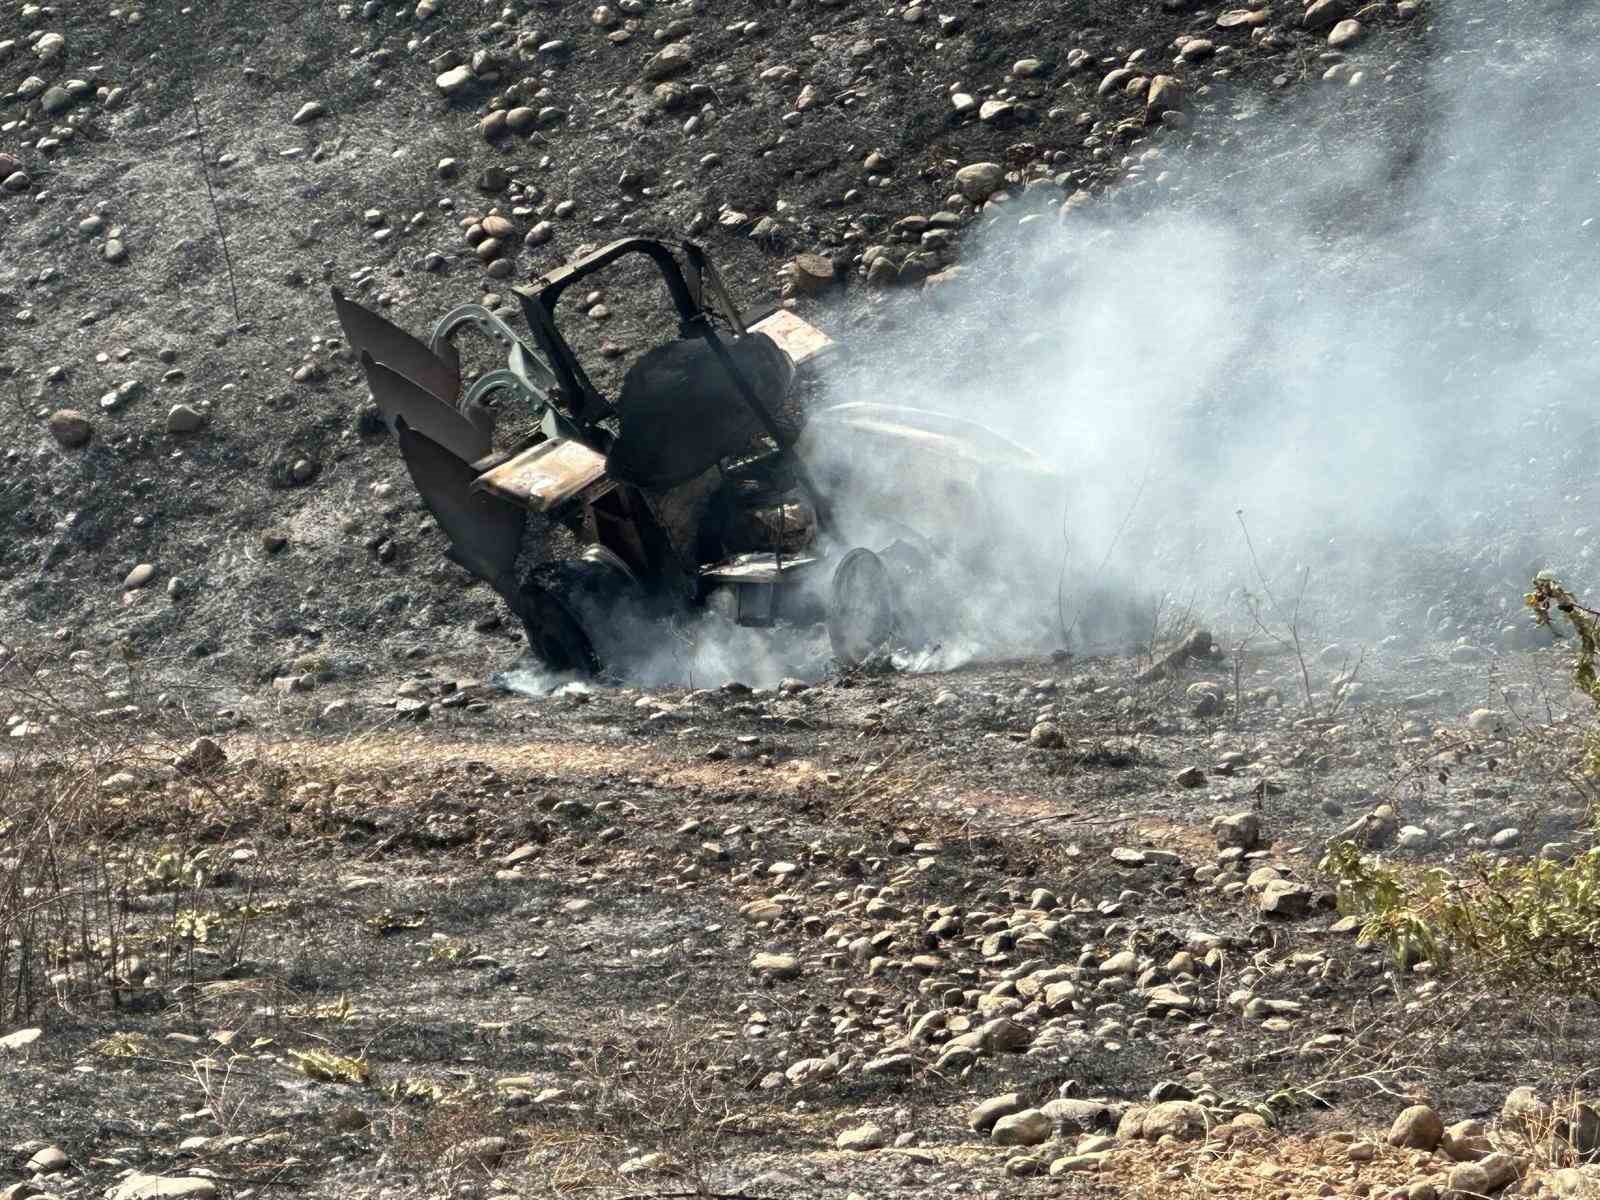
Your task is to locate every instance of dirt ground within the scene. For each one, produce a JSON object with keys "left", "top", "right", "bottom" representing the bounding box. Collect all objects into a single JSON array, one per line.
[
  {"left": 4, "top": 626, "right": 1600, "bottom": 1199},
  {"left": 7, "top": 0, "right": 1600, "bottom": 1198}
]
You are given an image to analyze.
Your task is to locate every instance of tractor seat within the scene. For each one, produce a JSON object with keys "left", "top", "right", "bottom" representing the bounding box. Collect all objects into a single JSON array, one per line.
[{"left": 604, "top": 332, "right": 796, "bottom": 491}]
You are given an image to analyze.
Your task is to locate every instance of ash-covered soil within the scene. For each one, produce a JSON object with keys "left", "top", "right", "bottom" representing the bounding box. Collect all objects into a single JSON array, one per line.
[
  {"left": 8, "top": 0, "right": 1600, "bottom": 1198},
  {"left": 3, "top": 632, "right": 1599, "bottom": 1200},
  {"left": 0, "top": 0, "right": 1447, "bottom": 678}
]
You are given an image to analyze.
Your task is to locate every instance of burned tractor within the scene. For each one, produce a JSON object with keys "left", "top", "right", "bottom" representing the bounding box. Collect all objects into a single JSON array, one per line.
[{"left": 332, "top": 237, "right": 1064, "bottom": 676}]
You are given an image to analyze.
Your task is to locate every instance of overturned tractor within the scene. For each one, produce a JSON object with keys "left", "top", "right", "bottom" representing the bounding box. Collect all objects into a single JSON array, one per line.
[{"left": 332, "top": 237, "right": 1064, "bottom": 676}]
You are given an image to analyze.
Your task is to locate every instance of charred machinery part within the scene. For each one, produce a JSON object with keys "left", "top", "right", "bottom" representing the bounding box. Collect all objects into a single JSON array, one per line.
[
  {"left": 517, "top": 554, "right": 642, "bottom": 676},
  {"left": 330, "top": 235, "right": 1063, "bottom": 678},
  {"left": 332, "top": 287, "right": 460, "bottom": 404},
  {"left": 512, "top": 237, "right": 834, "bottom": 531},
  {"left": 828, "top": 548, "right": 899, "bottom": 666},
  {"left": 394, "top": 418, "right": 524, "bottom": 602},
  {"left": 362, "top": 353, "right": 491, "bottom": 462}
]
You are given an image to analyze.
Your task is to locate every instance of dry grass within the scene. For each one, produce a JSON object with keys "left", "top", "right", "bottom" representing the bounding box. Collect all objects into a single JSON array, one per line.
[{"left": 0, "top": 646, "right": 281, "bottom": 1022}]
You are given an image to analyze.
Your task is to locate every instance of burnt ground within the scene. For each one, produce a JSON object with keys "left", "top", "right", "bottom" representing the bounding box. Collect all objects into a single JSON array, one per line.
[
  {"left": 7, "top": 0, "right": 1600, "bottom": 1198},
  {"left": 3, "top": 628, "right": 1600, "bottom": 1200},
  {"left": 0, "top": 0, "right": 1445, "bottom": 681}
]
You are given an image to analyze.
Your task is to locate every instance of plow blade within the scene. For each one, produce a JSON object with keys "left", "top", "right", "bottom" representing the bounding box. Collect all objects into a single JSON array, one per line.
[
  {"left": 395, "top": 419, "right": 525, "bottom": 600},
  {"left": 361, "top": 352, "right": 492, "bottom": 464},
  {"left": 332, "top": 287, "right": 462, "bottom": 405}
]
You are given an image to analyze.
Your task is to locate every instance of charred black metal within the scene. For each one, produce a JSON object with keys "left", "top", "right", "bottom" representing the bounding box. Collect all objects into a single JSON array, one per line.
[{"left": 329, "top": 236, "right": 1060, "bottom": 677}]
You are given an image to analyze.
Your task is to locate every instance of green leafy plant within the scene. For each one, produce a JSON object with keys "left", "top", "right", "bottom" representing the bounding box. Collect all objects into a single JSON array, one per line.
[
  {"left": 1324, "top": 840, "right": 1600, "bottom": 1001},
  {"left": 1528, "top": 572, "right": 1600, "bottom": 779},
  {"left": 1317, "top": 574, "right": 1600, "bottom": 1000}
]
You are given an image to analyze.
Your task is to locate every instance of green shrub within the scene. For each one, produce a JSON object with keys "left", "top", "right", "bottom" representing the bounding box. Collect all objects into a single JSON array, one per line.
[{"left": 1318, "top": 574, "right": 1600, "bottom": 999}]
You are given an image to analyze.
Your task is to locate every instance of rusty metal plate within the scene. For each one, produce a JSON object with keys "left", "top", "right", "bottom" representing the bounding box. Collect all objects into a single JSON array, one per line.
[
  {"left": 474, "top": 437, "right": 609, "bottom": 513},
  {"left": 748, "top": 308, "right": 835, "bottom": 367}
]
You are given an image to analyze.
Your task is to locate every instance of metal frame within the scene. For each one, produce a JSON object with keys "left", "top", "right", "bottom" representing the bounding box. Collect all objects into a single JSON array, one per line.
[{"left": 511, "top": 237, "right": 832, "bottom": 530}]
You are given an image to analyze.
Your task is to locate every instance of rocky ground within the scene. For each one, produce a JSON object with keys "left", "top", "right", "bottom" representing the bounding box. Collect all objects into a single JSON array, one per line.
[
  {"left": 4, "top": 630, "right": 1600, "bottom": 1200},
  {"left": 7, "top": 0, "right": 1600, "bottom": 1198}
]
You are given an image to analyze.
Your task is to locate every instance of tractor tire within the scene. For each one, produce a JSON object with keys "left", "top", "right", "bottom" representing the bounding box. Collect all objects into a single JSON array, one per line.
[{"left": 515, "top": 556, "right": 636, "bottom": 675}]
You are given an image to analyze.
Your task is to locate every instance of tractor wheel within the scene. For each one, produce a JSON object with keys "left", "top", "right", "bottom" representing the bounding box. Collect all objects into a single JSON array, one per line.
[
  {"left": 515, "top": 556, "right": 635, "bottom": 675},
  {"left": 827, "top": 548, "right": 900, "bottom": 666}
]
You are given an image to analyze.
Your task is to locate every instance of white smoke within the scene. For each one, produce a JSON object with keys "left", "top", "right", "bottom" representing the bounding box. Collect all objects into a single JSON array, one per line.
[
  {"left": 512, "top": 0, "right": 1600, "bottom": 688},
  {"left": 817, "top": 0, "right": 1600, "bottom": 657}
]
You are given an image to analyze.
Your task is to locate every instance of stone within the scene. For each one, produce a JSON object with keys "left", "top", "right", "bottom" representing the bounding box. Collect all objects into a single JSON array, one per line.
[
  {"left": 1389, "top": 1104, "right": 1444, "bottom": 1151},
  {"left": 34, "top": 31, "right": 66, "bottom": 61},
  {"left": 992, "top": 1109, "right": 1053, "bottom": 1147},
  {"left": 784, "top": 1056, "right": 836, "bottom": 1086},
  {"left": 1029, "top": 721, "right": 1063, "bottom": 748},
  {"left": 862, "top": 1053, "right": 916, "bottom": 1075},
  {"left": 970, "top": 1093, "right": 1027, "bottom": 1133},
  {"left": 40, "top": 85, "right": 72, "bottom": 115},
  {"left": 2, "top": 171, "right": 30, "bottom": 193},
  {"left": 643, "top": 43, "right": 692, "bottom": 81},
  {"left": 978, "top": 1017, "right": 1032, "bottom": 1052},
  {"left": 1258, "top": 878, "right": 1312, "bottom": 916},
  {"left": 48, "top": 408, "right": 92, "bottom": 447},
  {"left": 1213, "top": 812, "right": 1259, "bottom": 849},
  {"left": 1397, "top": 825, "right": 1431, "bottom": 850},
  {"left": 786, "top": 253, "right": 835, "bottom": 296},
  {"left": 124, "top": 563, "right": 157, "bottom": 590},
  {"left": 436, "top": 65, "right": 474, "bottom": 94},
  {"left": 27, "top": 1147, "right": 67, "bottom": 1173},
  {"left": 1097, "top": 67, "right": 1136, "bottom": 97},
  {"left": 0, "top": 1027, "right": 42, "bottom": 1051},
  {"left": 1140, "top": 1100, "right": 1208, "bottom": 1142},
  {"left": 750, "top": 952, "right": 801, "bottom": 979},
  {"left": 837, "top": 1123, "right": 886, "bottom": 1151},
  {"left": 1502, "top": 1087, "right": 1552, "bottom": 1138},
  {"left": 1147, "top": 74, "right": 1182, "bottom": 118},
  {"left": 1144, "top": 984, "right": 1194, "bottom": 1012},
  {"left": 1049, "top": 1153, "right": 1109, "bottom": 1174},
  {"left": 954, "top": 161, "right": 1005, "bottom": 202},
  {"left": 1043, "top": 1098, "right": 1115, "bottom": 1133},
  {"left": 618, "top": 1152, "right": 671, "bottom": 1176},
  {"left": 107, "top": 1179, "right": 218, "bottom": 1200},
  {"left": 104, "top": 238, "right": 128, "bottom": 263},
  {"left": 1341, "top": 804, "right": 1398, "bottom": 849},
  {"left": 1442, "top": 1119, "right": 1494, "bottom": 1161},
  {"left": 290, "top": 101, "right": 326, "bottom": 124},
  {"left": 1327, "top": 18, "right": 1363, "bottom": 48},
  {"left": 1302, "top": 0, "right": 1352, "bottom": 31},
  {"left": 1174, "top": 766, "right": 1206, "bottom": 788},
  {"left": 979, "top": 99, "right": 1017, "bottom": 125},
  {"left": 1447, "top": 1153, "right": 1521, "bottom": 1197},
  {"left": 166, "top": 404, "right": 205, "bottom": 434}
]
